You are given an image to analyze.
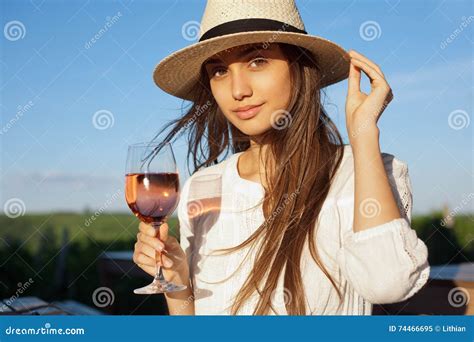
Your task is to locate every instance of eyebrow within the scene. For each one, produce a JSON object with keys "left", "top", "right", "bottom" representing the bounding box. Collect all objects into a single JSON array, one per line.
[{"left": 204, "top": 45, "right": 270, "bottom": 66}]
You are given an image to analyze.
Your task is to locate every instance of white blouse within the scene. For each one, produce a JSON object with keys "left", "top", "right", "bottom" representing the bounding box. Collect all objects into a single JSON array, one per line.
[{"left": 177, "top": 145, "right": 430, "bottom": 315}]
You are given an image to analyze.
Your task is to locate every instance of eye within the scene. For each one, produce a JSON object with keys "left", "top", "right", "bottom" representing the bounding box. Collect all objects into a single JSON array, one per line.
[
  {"left": 249, "top": 57, "right": 268, "bottom": 68},
  {"left": 210, "top": 66, "right": 227, "bottom": 78}
]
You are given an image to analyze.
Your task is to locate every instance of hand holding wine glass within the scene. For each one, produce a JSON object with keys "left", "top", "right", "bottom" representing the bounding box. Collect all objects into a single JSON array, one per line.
[
  {"left": 134, "top": 221, "right": 190, "bottom": 287},
  {"left": 125, "top": 141, "right": 187, "bottom": 294}
]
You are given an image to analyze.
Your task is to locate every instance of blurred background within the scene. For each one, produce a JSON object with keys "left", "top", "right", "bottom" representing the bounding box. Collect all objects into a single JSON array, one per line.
[{"left": 0, "top": 0, "right": 472, "bottom": 315}]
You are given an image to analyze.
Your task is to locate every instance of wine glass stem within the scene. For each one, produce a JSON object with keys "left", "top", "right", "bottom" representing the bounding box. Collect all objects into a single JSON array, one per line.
[{"left": 152, "top": 221, "right": 166, "bottom": 283}]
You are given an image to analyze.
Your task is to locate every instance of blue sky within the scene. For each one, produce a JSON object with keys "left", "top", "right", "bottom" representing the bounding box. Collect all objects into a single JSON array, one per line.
[{"left": 0, "top": 0, "right": 472, "bottom": 215}]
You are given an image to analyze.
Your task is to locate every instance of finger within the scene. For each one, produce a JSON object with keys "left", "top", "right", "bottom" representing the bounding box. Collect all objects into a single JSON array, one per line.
[
  {"left": 160, "top": 253, "right": 174, "bottom": 268},
  {"left": 349, "top": 50, "right": 385, "bottom": 77},
  {"left": 135, "top": 241, "right": 158, "bottom": 260},
  {"left": 348, "top": 61, "right": 361, "bottom": 96},
  {"left": 139, "top": 221, "right": 155, "bottom": 236},
  {"left": 384, "top": 88, "right": 394, "bottom": 104},
  {"left": 133, "top": 252, "right": 156, "bottom": 267},
  {"left": 137, "top": 232, "right": 167, "bottom": 253},
  {"left": 350, "top": 58, "right": 387, "bottom": 87},
  {"left": 158, "top": 222, "right": 169, "bottom": 242}
]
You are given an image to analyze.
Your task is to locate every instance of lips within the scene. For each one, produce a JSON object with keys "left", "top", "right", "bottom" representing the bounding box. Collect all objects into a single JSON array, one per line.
[{"left": 234, "top": 103, "right": 264, "bottom": 120}]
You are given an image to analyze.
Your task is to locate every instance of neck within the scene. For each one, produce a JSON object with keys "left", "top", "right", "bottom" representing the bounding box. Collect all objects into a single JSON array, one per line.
[{"left": 237, "top": 139, "right": 274, "bottom": 188}]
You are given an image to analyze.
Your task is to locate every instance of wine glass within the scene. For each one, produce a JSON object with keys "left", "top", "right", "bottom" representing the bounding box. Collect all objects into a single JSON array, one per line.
[{"left": 125, "top": 141, "right": 187, "bottom": 294}]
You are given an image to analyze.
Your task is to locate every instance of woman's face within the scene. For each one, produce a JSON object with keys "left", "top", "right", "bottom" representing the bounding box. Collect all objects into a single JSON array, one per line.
[{"left": 204, "top": 43, "right": 292, "bottom": 136}]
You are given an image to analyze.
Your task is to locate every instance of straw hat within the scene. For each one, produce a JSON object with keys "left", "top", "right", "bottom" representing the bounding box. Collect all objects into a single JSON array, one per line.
[{"left": 153, "top": 0, "right": 350, "bottom": 101}]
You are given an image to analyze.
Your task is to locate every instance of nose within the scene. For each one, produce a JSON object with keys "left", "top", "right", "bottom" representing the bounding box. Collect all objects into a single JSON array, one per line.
[{"left": 230, "top": 69, "right": 252, "bottom": 101}]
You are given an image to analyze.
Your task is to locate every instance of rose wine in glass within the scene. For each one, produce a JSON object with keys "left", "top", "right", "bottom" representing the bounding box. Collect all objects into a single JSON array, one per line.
[{"left": 125, "top": 141, "right": 187, "bottom": 294}]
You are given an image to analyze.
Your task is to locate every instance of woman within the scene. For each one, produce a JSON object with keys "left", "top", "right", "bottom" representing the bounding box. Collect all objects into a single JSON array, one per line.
[{"left": 133, "top": 0, "right": 429, "bottom": 315}]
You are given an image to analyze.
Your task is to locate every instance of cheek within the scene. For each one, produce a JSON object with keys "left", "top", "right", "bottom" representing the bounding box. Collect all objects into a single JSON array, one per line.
[
  {"left": 253, "top": 69, "right": 292, "bottom": 125},
  {"left": 210, "top": 82, "right": 224, "bottom": 106},
  {"left": 210, "top": 82, "right": 230, "bottom": 117},
  {"left": 256, "top": 66, "right": 291, "bottom": 110}
]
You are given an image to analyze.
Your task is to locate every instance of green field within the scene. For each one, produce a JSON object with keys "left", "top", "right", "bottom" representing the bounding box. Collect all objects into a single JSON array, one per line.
[{"left": 0, "top": 212, "right": 179, "bottom": 253}]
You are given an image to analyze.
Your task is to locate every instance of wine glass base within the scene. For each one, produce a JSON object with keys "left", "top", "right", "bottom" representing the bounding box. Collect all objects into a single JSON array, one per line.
[{"left": 133, "top": 280, "right": 187, "bottom": 295}]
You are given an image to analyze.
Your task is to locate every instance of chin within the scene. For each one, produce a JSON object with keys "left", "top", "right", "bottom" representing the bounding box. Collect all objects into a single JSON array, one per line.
[{"left": 236, "top": 122, "right": 273, "bottom": 136}]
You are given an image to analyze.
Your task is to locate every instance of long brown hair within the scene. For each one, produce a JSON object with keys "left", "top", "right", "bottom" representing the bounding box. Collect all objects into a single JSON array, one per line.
[{"left": 153, "top": 43, "right": 346, "bottom": 315}]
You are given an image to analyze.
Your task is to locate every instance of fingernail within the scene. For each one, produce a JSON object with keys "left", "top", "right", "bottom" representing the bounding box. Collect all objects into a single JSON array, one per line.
[
  {"left": 156, "top": 244, "right": 169, "bottom": 254},
  {"left": 164, "top": 258, "right": 173, "bottom": 267}
]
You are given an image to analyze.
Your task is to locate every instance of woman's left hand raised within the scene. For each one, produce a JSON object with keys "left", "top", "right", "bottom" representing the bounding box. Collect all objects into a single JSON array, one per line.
[{"left": 345, "top": 50, "right": 393, "bottom": 146}]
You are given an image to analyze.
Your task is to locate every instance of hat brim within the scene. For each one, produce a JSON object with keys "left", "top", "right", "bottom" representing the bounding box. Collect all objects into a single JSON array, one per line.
[{"left": 153, "top": 31, "right": 350, "bottom": 101}]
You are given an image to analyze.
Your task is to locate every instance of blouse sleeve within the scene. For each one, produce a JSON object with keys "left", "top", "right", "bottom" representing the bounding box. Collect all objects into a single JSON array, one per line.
[{"left": 335, "top": 154, "right": 430, "bottom": 304}]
